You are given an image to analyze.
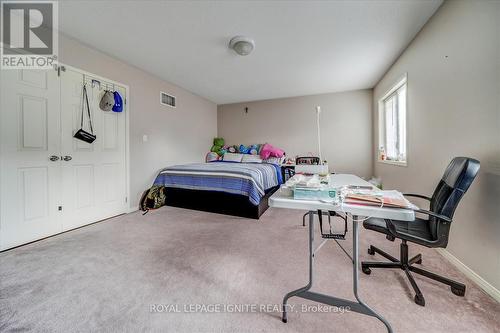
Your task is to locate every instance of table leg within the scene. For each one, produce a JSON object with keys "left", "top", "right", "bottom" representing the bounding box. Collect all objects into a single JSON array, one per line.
[
  {"left": 282, "top": 211, "right": 314, "bottom": 323},
  {"left": 351, "top": 216, "right": 393, "bottom": 333},
  {"left": 281, "top": 212, "right": 394, "bottom": 333}
]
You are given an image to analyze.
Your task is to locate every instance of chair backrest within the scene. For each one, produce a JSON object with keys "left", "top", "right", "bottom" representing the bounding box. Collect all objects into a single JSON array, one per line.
[
  {"left": 296, "top": 156, "right": 320, "bottom": 165},
  {"left": 428, "top": 157, "right": 480, "bottom": 241}
]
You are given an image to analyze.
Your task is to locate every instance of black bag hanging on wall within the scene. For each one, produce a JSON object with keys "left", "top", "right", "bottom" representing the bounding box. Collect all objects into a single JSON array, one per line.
[{"left": 73, "top": 85, "right": 96, "bottom": 143}]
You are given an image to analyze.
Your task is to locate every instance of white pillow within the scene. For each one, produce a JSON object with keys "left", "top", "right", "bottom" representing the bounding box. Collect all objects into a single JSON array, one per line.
[
  {"left": 242, "top": 154, "right": 263, "bottom": 163},
  {"left": 264, "top": 156, "right": 285, "bottom": 165},
  {"left": 223, "top": 153, "right": 244, "bottom": 162}
]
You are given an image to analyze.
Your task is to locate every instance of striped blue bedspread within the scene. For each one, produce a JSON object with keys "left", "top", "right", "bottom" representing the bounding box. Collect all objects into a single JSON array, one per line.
[{"left": 153, "top": 162, "right": 283, "bottom": 206}]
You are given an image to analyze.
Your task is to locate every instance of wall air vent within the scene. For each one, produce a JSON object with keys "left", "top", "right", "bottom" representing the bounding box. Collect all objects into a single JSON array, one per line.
[{"left": 160, "top": 92, "right": 176, "bottom": 108}]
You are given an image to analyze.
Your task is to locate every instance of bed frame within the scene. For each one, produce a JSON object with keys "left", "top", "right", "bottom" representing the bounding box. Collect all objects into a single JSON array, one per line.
[{"left": 164, "top": 186, "right": 280, "bottom": 219}]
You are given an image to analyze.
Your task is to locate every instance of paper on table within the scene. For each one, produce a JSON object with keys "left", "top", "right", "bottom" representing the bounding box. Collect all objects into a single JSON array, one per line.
[{"left": 344, "top": 190, "right": 417, "bottom": 209}]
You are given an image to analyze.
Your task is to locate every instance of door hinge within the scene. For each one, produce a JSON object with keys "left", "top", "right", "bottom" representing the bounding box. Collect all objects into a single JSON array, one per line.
[
  {"left": 125, "top": 197, "right": 128, "bottom": 203},
  {"left": 58, "top": 206, "right": 62, "bottom": 211},
  {"left": 56, "top": 65, "right": 66, "bottom": 77}
]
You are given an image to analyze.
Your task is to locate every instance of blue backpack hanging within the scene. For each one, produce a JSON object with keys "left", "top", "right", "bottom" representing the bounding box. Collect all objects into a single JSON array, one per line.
[{"left": 112, "top": 91, "right": 123, "bottom": 112}]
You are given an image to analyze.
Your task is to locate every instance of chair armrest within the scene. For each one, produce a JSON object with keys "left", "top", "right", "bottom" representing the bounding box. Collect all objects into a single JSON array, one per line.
[
  {"left": 403, "top": 193, "right": 432, "bottom": 201},
  {"left": 413, "top": 209, "right": 452, "bottom": 223}
]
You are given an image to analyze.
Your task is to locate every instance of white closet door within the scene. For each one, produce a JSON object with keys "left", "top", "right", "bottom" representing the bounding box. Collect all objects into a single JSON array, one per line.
[
  {"left": 59, "top": 68, "right": 127, "bottom": 230},
  {"left": 0, "top": 69, "right": 62, "bottom": 250}
]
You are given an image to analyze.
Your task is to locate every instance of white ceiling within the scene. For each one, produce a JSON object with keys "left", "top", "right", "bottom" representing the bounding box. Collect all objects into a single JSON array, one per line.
[{"left": 59, "top": 0, "right": 442, "bottom": 104}]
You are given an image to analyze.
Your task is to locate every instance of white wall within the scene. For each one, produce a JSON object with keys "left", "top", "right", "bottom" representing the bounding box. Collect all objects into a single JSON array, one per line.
[
  {"left": 373, "top": 0, "right": 500, "bottom": 291},
  {"left": 218, "top": 90, "right": 373, "bottom": 179},
  {"left": 60, "top": 35, "right": 217, "bottom": 209}
]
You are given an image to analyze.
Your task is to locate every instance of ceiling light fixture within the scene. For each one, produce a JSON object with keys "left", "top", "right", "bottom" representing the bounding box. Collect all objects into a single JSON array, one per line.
[{"left": 229, "top": 36, "right": 255, "bottom": 56}]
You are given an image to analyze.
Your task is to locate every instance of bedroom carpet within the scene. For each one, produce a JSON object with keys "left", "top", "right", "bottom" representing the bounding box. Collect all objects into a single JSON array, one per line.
[{"left": 1, "top": 207, "right": 499, "bottom": 333}]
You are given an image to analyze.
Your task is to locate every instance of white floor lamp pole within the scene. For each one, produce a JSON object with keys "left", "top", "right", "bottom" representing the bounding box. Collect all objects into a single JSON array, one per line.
[{"left": 316, "top": 106, "right": 322, "bottom": 163}]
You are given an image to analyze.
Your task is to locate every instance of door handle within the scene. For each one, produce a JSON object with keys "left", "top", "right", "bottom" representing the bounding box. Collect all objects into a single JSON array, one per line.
[
  {"left": 62, "top": 155, "right": 72, "bottom": 161},
  {"left": 49, "top": 155, "right": 60, "bottom": 162}
]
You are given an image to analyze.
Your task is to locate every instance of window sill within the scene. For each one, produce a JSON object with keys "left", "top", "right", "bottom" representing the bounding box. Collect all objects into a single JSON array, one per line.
[{"left": 378, "top": 159, "right": 407, "bottom": 167}]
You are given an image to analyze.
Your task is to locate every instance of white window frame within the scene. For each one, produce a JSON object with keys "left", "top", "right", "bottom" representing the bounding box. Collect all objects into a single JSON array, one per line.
[{"left": 378, "top": 74, "right": 408, "bottom": 166}]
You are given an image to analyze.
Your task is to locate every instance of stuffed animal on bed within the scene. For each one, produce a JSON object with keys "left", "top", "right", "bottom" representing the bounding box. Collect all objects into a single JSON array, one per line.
[
  {"left": 210, "top": 137, "right": 225, "bottom": 156},
  {"left": 238, "top": 144, "right": 250, "bottom": 154},
  {"left": 260, "top": 143, "right": 285, "bottom": 159},
  {"left": 249, "top": 144, "right": 259, "bottom": 155},
  {"left": 219, "top": 144, "right": 231, "bottom": 156},
  {"left": 227, "top": 145, "right": 237, "bottom": 153}
]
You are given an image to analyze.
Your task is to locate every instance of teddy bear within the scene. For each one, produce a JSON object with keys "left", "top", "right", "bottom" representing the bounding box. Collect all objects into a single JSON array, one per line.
[
  {"left": 210, "top": 137, "right": 225, "bottom": 156},
  {"left": 238, "top": 144, "right": 250, "bottom": 154},
  {"left": 249, "top": 144, "right": 259, "bottom": 155}
]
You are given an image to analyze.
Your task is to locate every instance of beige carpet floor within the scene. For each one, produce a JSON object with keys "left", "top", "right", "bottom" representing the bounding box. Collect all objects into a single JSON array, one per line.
[{"left": 1, "top": 206, "right": 499, "bottom": 332}]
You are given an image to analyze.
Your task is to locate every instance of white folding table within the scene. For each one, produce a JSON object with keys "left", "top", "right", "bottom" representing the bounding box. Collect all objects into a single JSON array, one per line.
[{"left": 269, "top": 174, "right": 415, "bottom": 333}]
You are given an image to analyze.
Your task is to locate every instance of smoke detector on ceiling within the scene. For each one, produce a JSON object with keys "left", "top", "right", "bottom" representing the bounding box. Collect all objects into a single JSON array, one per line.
[{"left": 229, "top": 36, "right": 255, "bottom": 56}]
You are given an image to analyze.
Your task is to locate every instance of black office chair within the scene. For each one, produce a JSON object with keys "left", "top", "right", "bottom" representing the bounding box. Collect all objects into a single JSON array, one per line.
[
  {"left": 296, "top": 156, "right": 320, "bottom": 165},
  {"left": 361, "top": 157, "right": 480, "bottom": 306}
]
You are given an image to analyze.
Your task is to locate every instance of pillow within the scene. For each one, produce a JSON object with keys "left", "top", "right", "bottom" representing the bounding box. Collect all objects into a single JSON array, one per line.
[
  {"left": 206, "top": 152, "right": 219, "bottom": 162},
  {"left": 264, "top": 156, "right": 285, "bottom": 165},
  {"left": 222, "top": 153, "right": 244, "bottom": 162},
  {"left": 260, "top": 143, "right": 285, "bottom": 159},
  {"left": 242, "top": 154, "right": 263, "bottom": 163}
]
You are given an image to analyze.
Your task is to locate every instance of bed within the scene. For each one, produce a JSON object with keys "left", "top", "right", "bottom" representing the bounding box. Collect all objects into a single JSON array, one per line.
[{"left": 153, "top": 161, "right": 283, "bottom": 219}]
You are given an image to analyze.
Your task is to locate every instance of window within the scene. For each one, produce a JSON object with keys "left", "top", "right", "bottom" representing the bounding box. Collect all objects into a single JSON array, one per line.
[{"left": 378, "top": 75, "right": 407, "bottom": 165}]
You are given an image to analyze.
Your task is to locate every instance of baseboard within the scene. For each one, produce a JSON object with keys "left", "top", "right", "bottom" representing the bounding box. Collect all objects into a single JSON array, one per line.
[{"left": 436, "top": 248, "right": 500, "bottom": 303}]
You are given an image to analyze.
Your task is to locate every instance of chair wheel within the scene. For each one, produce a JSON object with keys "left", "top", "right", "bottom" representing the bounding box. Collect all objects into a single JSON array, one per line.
[
  {"left": 282, "top": 318, "right": 287, "bottom": 323},
  {"left": 451, "top": 286, "right": 466, "bottom": 297},
  {"left": 415, "top": 258, "right": 422, "bottom": 264},
  {"left": 367, "top": 247, "right": 375, "bottom": 255},
  {"left": 414, "top": 294, "right": 425, "bottom": 306},
  {"left": 362, "top": 266, "right": 371, "bottom": 275}
]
